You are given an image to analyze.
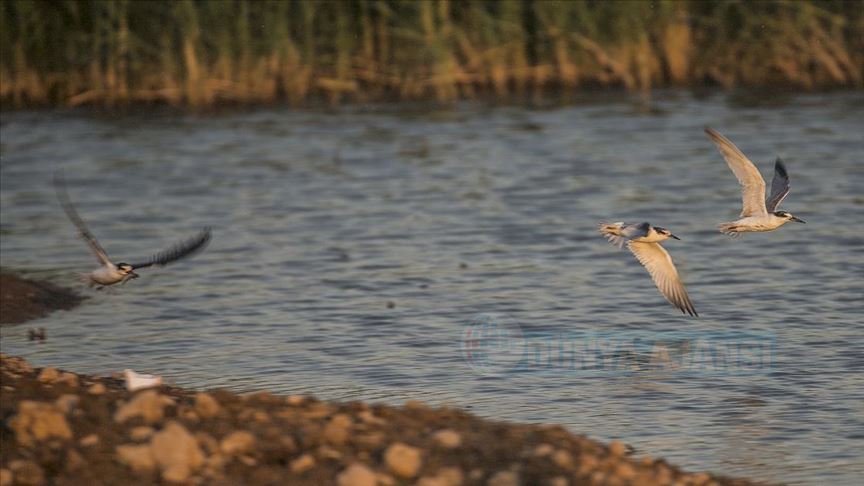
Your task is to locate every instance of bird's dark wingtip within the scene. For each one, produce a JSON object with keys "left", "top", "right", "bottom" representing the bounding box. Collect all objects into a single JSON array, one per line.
[{"left": 774, "top": 158, "right": 788, "bottom": 176}]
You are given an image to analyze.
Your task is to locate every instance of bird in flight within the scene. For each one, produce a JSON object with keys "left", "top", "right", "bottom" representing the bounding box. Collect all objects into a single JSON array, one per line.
[
  {"left": 599, "top": 222, "right": 698, "bottom": 317},
  {"left": 55, "top": 174, "right": 211, "bottom": 288},
  {"left": 704, "top": 127, "right": 804, "bottom": 236}
]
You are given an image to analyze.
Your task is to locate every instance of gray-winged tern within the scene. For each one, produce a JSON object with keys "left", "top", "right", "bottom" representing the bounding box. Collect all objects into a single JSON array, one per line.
[
  {"left": 600, "top": 222, "right": 698, "bottom": 317},
  {"left": 704, "top": 127, "right": 805, "bottom": 236},
  {"left": 55, "top": 174, "right": 211, "bottom": 288}
]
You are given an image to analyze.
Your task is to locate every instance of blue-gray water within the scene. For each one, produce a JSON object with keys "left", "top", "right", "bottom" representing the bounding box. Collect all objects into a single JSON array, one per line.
[{"left": 1, "top": 92, "right": 863, "bottom": 484}]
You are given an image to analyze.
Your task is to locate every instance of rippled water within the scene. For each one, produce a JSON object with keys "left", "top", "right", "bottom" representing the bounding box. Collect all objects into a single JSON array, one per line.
[{"left": 2, "top": 92, "right": 863, "bottom": 484}]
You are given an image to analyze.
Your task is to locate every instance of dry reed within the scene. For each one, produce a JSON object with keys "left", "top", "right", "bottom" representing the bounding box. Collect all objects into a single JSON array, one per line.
[{"left": 1, "top": 0, "right": 861, "bottom": 108}]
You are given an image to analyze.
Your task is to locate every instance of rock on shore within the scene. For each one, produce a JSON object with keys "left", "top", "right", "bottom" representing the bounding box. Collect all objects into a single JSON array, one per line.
[{"left": 0, "top": 355, "right": 763, "bottom": 485}]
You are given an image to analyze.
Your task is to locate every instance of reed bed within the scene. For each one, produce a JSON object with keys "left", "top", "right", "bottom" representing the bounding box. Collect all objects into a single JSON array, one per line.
[{"left": 1, "top": 0, "right": 862, "bottom": 108}]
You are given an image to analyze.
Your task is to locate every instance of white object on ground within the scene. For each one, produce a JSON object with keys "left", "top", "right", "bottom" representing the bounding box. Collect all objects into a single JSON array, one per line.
[{"left": 124, "top": 369, "right": 163, "bottom": 391}]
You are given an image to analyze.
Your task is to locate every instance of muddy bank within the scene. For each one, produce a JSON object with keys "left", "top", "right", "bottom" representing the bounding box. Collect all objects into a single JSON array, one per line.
[
  {"left": 0, "top": 273, "right": 83, "bottom": 325},
  {"left": 0, "top": 354, "right": 765, "bottom": 486}
]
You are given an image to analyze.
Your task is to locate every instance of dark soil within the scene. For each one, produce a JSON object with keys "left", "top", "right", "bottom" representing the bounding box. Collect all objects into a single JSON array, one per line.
[{"left": 0, "top": 273, "right": 84, "bottom": 325}]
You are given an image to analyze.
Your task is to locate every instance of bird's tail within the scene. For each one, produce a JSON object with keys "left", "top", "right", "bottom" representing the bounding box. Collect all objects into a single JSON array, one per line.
[
  {"left": 718, "top": 222, "right": 742, "bottom": 238},
  {"left": 598, "top": 222, "right": 628, "bottom": 248},
  {"left": 78, "top": 273, "right": 95, "bottom": 287}
]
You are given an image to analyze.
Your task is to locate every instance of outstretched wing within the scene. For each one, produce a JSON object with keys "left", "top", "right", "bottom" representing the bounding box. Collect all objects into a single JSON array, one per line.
[
  {"left": 765, "top": 158, "right": 790, "bottom": 213},
  {"left": 599, "top": 222, "right": 650, "bottom": 248},
  {"left": 54, "top": 173, "right": 112, "bottom": 266},
  {"left": 627, "top": 241, "right": 698, "bottom": 317},
  {"left": 129, "top": 227, "right": 211, "bottom": 269},
  {"left": 704, "top": 127, "right": 768, "bottom": 217}
]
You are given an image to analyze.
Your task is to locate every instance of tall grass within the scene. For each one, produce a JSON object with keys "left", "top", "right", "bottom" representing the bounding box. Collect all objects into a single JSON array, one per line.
[{"left": 1, "top": 0, "right": 862, "bottom": 108}]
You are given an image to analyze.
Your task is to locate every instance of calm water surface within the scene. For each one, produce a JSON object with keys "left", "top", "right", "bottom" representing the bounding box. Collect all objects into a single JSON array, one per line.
[{"left": 2, "top": 92, "right": 863, "bottom": 484}]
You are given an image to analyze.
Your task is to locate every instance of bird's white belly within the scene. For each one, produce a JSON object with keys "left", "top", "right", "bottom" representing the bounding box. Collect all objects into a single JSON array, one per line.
[
  {"left": 724, "top": 215, "right": 786, "bottom": 232},
  {"left": 90, "top": 267, "right": 124, "bottom": 285}
]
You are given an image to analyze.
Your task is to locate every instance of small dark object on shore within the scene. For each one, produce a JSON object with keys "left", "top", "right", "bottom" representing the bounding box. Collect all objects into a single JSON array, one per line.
[
  {"left": 459, "top": 262, "right": 468, "bottom": 269},
  {"left": 27, "top": 328, "right": 46, "bottom": 342},
  {"left": 386, "top": 301, "right": 396, "bottom": 309}
]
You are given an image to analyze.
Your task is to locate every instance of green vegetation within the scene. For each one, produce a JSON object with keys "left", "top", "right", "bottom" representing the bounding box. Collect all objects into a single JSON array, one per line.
[{"left": 1, "top": 0, "right": 862, "bottom": 107}]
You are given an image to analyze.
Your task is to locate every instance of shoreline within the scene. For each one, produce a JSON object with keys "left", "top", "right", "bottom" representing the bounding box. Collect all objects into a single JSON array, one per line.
[
  {"left": 0, "top": 354, "right": 764, "bottom": 486},
  {"left": 0, "top": 274, "right": 767, "bottom": 485}
]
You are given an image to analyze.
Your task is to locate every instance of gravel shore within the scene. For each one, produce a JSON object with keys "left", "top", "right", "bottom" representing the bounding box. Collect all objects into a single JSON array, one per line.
[{"left": 0, "top": 354, "right": 765, "bottom": 486}]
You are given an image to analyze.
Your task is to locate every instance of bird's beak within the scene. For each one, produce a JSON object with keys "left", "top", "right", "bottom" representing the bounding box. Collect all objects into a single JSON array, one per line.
[
  {"left": 130, "top": 272, "right": 139, "bottom": 278},
  {"left": 791, "top": 216, "right": 805, "bottom": 224},
  {"left": 670, "top": 234, "right": 681, "bottom": 240}
]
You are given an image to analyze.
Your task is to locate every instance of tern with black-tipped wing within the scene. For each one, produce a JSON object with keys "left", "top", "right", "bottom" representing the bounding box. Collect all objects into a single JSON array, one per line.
[
  {"left": 704, "top": 127, "right": 804, "bottom": 236},
  {"left": 599, "top": 222, "right": 698, "bottom": 317},
  {"left": 55, "top": 174, "right": 211, "bottom": 288}
]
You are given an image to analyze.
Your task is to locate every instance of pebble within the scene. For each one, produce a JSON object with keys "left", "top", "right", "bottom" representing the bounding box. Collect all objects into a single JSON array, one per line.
[
  {"left": 9, "top": 400, "right": 73, "bottom": 447},
  {"left": 113, "top": 390, "right": 175, "bottom": 424},
  {"left": 323, "top": 413, "right": 353, "bottom": 445},
  {"left": 130, "top": 426, "right": 155, "bottom": 441},
  {"left": 195, "top": 432, "right": 219, "bottom": 454},
  {"left": 194, "top": 392, "right": 221, "bottom": 418},
  {"left": 290, "top": 454, "right": 316, "bottom": 474},
  {"left": 487, "top": 470, "right": 519, "bottom": 486},
  {"left": 608, "top": 440, "right": 628, "bottom": 457},
  {"left": 533, "top": 443, "right": 554, "bottom": 457},
  {"left": 87, "top": 383, "right": 107, "bottom": 395},
  {"left": 432, "top": 429, "right": 462, "bottom": 448},
  {"left": 151, "top": 421, "right": 205, "bottom": 482},
  {"left": 692, "top": 472, "right": 711, "bottom": 485},
  {"left": 116, "top": 444, "right": 155, "bottom": 472},
  {"left": 36, "top": 367, "right": 60, "bottom": 384},
  {"left": 302, "top": 402, "right": 332, "bottom": 419},
  {"left": 549, "top": 476, "right": 568, "bottom": 486},
  {"left": 8, "top": 460, "right": 44, "bottom": 486},
  {"left": 0, "top": 469, "right": 10, "bottom": 486},
  {"left": 220, "top": 430, "right": 256, "bottom": 457},
  {"left": 578, "top": 455, "right": 598, "bottom": 474},
  {"left": 614, "top": 463, "right": 636, "bottom": 480},
  {"left": 357, "top": 409, "right": 385, "bottom": 425},
  {"left": 417, "top": 466, "right": 464, "bottom": 486},
  {"left": 1, "top": 355, "right": 33, "bottom": 374},
  {"left": 79, "top": 434, "right": 100, "bottom": 447},
  {"left": 376, "top": 473, "right": 396, "bottom": 486},
  {"left": 354, "top": 431, "right": 386, "bottom": 450},
  {"left": 404, "top": 400, "right": 426, "bottom": 410},
  {"left": 318, "top": 445, "right": 343, "bottom": 460},
  {"left": 552, "top": 449, "right": 574, "bottom": 469},
  {"left": 204, "top": 453, "right": 227, "bottom": 474},
  {"left": 54, "top": 394, "right": 80, "bottom": 414},
  {"left": 178, "top": 405, "right": 199, "bottom": 423},
  {"left": 279, "top": 435, "right": 298, "bottom": 453},
  {"left": 384, "top": 442, "right": 422, "bottom": 478},
  {"left": 337, "top": 463, "right": 377, "bottom": 486},
  {"left": 59, "top": 372, "right": 79, "bottom": 387},
  {"left": 65, "top": 449, "right": 85, "bottom": 472},
  {"left": 285, "top": 395, "right": 306, "bottom": 406}
]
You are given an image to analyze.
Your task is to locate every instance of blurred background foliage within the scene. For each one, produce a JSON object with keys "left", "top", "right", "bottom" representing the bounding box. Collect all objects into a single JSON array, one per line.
[{"left": 1, "top": 0, "right": 862, "bottom": 108}]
